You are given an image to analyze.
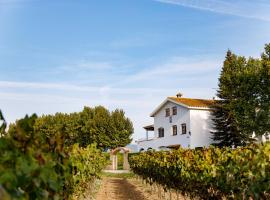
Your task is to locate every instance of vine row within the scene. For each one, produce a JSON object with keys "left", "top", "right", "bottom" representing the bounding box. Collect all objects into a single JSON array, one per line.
[{"left": 129, "top": 143, "right": 270, "bottom": 199}]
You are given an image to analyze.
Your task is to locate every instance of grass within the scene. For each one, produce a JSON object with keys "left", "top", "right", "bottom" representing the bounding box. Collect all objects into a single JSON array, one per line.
[{"left": 101, "top": 172, "right": 135, "bottom": 179}]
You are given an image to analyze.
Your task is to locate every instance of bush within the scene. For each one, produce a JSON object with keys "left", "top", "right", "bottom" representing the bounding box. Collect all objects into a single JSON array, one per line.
[
  {"left": 0, "top": 113, "right": 107, "bottom": 199},
  {"left": 0, "top": 137, "right": 67, "bottom": 199},
  {"left": 70, "top": 144, "right": 107, "bottom": 195},
  {"left": 129, "top": 143, "right": 270, "bottom": 199}
]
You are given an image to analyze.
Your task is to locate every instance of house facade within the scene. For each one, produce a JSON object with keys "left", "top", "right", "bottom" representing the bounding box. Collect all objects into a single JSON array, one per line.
[{"left": 137, "top": 95, "right": 215, "bottom": 151}]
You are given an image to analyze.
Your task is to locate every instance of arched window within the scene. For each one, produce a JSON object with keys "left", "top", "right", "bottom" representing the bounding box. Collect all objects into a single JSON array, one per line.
[
  {"left": 158, "top": 127, "right": 164, "bottom": 137},
  {"left": 139, "top": 148, "right": 144, "bottom": 152}
]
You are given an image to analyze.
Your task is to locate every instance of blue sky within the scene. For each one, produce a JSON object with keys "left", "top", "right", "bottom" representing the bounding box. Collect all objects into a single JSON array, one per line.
[{"left": 1, "top": 0, "right": 270, "bottom": 141}]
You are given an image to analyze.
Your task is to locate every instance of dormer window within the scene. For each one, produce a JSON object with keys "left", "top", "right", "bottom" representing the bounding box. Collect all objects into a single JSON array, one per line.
[
  {"left": 172, "top": 106, "right": 177, "bottom": 115},
  {"left": 165, "top": 108, "right": 170, "bottom": 117},
  {"left": 158, "top": 127, "right": 164, "bottom": 137}
]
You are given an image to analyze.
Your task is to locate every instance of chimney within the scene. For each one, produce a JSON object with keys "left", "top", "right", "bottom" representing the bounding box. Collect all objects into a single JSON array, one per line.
[{"left": 176, "top": 92, "right": 183, "bottom": 98}]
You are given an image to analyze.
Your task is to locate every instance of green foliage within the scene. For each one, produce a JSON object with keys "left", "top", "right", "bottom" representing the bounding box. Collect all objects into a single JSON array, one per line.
[
  {"left": 212, "top": 44, "right": 270, "bottom": 146},
  {"left": 0, "top": 137, "right": 67, "bottom": 200},
  {"left": 77, "top": 106, "right": 133, "bottom": 149},
  {"left": 0, "top": 105, "right": 129, "bottom": 199},
  {"left": 0, "top": 112, "right": 107, "bottom": 199},
  {"left": 0, "top": 110, "right": 7, "bottom": 137},
  {"left": 103, "top": 152, "right": 111, "bottom": 161},
  {"left": 34, "top": 106, "right": 133, "bottom": 150},
  {"left": 117, "top": 153, "right": 124, "bottom": 170},
  {"left": 70, "top": 144, "right": 107, "bottom": 196},
  {"left": 129, "top": 144, "right": 270, "bottom": 199},
  {"left": 101, "top": 172, "right": 135, "bottom": 179}
]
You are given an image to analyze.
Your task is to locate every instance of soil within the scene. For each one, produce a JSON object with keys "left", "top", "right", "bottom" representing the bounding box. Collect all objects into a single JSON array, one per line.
[{"left": 95, "top": 177, "right": 186, "bottom": 200}]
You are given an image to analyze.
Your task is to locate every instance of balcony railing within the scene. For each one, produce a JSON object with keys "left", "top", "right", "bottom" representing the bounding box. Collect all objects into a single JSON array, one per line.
[{"left": 136, "top": 136, "right": 155, "bottom": 143}]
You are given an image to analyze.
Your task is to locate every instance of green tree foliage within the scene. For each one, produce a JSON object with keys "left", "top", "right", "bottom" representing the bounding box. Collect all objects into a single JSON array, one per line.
[
  {"left": 211, "top": 51, "right": 248, "bottom": 147},
  {"left": 34, "top": 106, "right": 133, "bottom": 150},
  {"left": 129, "top": 144, "right": 270, "bottom": 199},
  {"left": 0, "top": 110, "right": 7, "bottom": 136},
  {"left": 259, "top": 44, "right": 270, "bottom": 136},
  {"left": 7, "top": 114, "right": 38, "bottom": 152},
  {"left": 212, "top": 44, "right": 270, "bottom": 146}
]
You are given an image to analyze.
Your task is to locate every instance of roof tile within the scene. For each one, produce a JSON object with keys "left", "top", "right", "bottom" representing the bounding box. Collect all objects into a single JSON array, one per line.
[{"left": 168, "top": 97, "right": 214, "bottom": 108}]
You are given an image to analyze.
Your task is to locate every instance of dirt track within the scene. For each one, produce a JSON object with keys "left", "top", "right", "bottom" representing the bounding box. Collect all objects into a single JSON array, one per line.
[
  {"left": 96, "top": 177, "right": 147, "bottom": 200},
  {"left": 95, "top": 177, "right": 185, "bottom": 200}
]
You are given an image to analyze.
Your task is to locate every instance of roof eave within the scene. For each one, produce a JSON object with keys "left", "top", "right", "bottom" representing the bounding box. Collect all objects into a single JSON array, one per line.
[
  {"left": 188, "top": 106, "right": 213, "bottom": 110},
  {"left": 150, "top": 98, "right": 189, "bottom": 117},
  {"left": 150, "top": 98, "right": 213, "bottom": 117}
]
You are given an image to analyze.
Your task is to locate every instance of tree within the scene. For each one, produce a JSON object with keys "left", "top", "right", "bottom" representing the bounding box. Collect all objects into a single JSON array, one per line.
[
  {"left": 0, "top": 110, "right": 7, "bottom": 136},
  {"left": 34, "top": 106, "right": 134, "bottom": 150},
  {"left": 212, "top": 44, "right": 270, "bottom": 146},
  {"left": 79, "top": 106, "right": 133, "bottom": 149},
  {"left": 110, "top": 109, "right": 133, "bottom": 148},
  {"left": 211, "top": 51, "right": 247, "bottom": 147},
  {"left": 258, "top": 44, "right": 270, "bottom": 138}
]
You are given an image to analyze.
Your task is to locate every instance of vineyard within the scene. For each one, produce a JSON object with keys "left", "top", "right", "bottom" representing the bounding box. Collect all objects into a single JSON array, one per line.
[
  {"left": 129, "top": 143, "right": 270, "bottom": 199},
  {"left": 0, "top": 135, "right": 106, "bottom": 200},
  {"left": 1, "top": 109, "right": 270, "bottom": 199},
  {"left": 0, "top": 111, "right": 109, "bottom": 200}
]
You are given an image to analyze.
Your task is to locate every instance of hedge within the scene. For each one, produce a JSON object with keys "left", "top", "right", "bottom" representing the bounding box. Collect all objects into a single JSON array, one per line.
[{"left": 129, "top": 143, "right": 270, "bottom": 199}]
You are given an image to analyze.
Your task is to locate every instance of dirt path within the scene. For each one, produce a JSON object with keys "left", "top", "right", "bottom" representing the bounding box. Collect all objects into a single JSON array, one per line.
[
  {"left": 95, "top": 177, "right": 186, "bottom": 200},
  {"left": 95, "top": 177, "right": 147, "bottom": 200}
]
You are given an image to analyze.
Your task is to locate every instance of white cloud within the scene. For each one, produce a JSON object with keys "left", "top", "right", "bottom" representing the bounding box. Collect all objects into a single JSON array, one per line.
[
  {"left": 154, "top": 0, "right": 270, "bottom": 22},
  {"left": 0, "top": 55, "right": 220, "bottom": 141},
  {"left": 111, "top": 55, "right": 221, "bottom": 87},
  {"left": 0, "top": 86, "right": 214, "bottom": 141},
  {"left": 0, "top": 81, "right": 178, "bottom": 94}
]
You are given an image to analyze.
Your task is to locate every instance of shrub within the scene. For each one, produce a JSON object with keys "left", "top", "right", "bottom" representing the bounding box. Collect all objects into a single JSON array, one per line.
[
  {"left": 129, "top": 143, "right": 270, "bottom": 199},
  {"left": 0, "top": 137, "right": 67, "bottom": 199},
  {"left": 0, "top": 114, "right": 107, "bottom": 200},
  {"left": 70, "top": 144, "right": 107, "bottom": 195}
]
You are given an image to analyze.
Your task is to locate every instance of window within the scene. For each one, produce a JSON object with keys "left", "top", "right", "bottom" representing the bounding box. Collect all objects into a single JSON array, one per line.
[
  {"left": 172, "top": 106, "right": 177, "bottom": 115},
  {"left": 172, "top": 125, "right": 177, "bottom": 136},
  {"left": 158, "top": 127, "right": 164, "bottom": 137},
  {"left": 181, "top": 123, "right": 187, "bottom": 134},
  {"left": 165, "top": 108, "right": 170, "bottom": 117}
]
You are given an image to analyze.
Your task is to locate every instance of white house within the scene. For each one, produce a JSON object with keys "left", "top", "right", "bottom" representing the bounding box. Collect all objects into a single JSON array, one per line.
[{"left": 137, "top": 94, "right": 215, "bottom": 151}]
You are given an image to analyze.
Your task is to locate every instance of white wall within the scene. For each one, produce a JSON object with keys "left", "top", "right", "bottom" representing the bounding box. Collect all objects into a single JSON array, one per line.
[
  {"left": 189, "top": 109, "right": 213, "bottom": 148},
  {"left": 138, "top": 101, "right": 191, "bottom": 150}
]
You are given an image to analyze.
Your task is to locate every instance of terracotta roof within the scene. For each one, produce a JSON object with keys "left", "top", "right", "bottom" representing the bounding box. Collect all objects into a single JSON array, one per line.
[
  {"left": 150, "top": 96, "right": 215, "bottom": 117},
  {"left": 168, "top": 97, "right": 215, "bottom": 108}
]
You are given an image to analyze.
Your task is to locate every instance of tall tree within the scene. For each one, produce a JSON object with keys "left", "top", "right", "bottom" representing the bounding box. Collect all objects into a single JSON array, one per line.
[
  {"left": 211, "top": 51, "right": 246, "bottom": 147},
  {"left": 0, "top": 110, "right": 7, "bottom": 136},
  {"left": 79, "top": 106, "right": 133, "bottom": 149},
  {"left": 212, "top": 44, "right": 270, "bottom": 146},
  {"left": 258, "top": 44, "right": 270, "bottom": 138},
  {"left": 34, "top": 106, "right": 134, "bottom": 150}
]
